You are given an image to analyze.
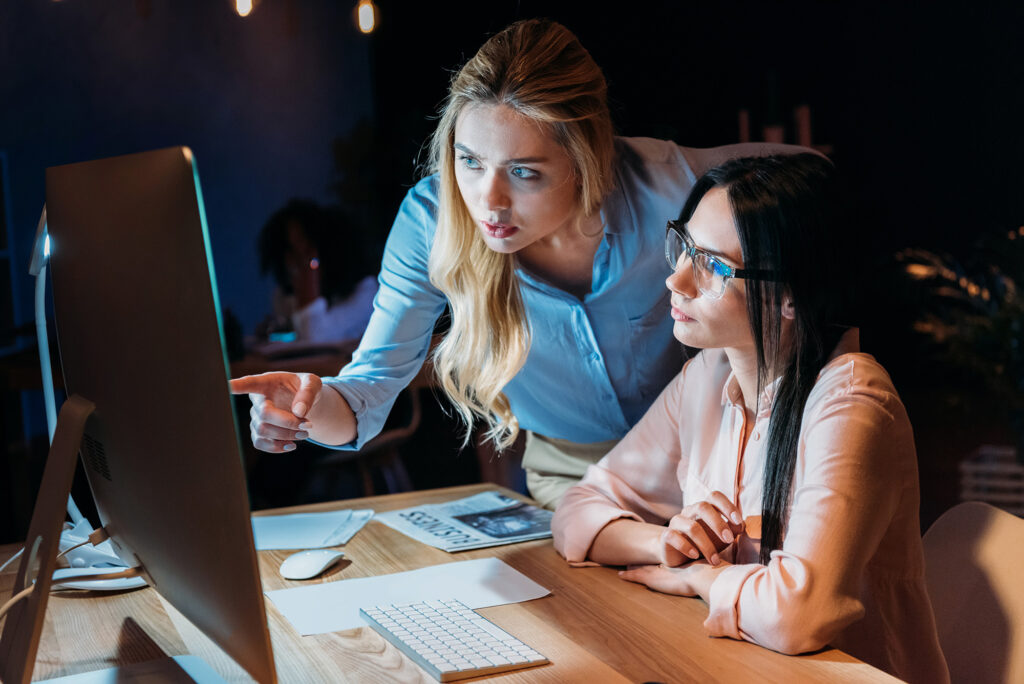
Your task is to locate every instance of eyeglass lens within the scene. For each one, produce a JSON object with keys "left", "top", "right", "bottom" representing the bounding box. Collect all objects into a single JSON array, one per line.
[{"left": 665, "top": 228, "right": 728, "bottom": 298}]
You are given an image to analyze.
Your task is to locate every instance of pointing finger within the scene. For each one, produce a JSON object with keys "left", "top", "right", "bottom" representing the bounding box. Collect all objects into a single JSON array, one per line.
[{"left": 230, "top": 374, "right": 273, "bottom": 396}]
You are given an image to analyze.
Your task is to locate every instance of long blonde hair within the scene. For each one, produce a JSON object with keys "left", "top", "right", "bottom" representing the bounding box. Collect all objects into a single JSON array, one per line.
[{"left": 426, "top": 19, "right": 615, "bottom": 450}]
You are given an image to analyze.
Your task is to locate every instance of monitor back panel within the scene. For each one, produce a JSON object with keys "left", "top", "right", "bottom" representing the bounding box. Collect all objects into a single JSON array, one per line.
[{"left": 45, "top": 147, "right": 275, "bottom": 683}]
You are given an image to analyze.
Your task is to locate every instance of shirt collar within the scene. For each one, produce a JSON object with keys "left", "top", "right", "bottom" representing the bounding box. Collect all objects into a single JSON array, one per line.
[{"left": 719, "top": 371, "right": 781, "bottom": 418}]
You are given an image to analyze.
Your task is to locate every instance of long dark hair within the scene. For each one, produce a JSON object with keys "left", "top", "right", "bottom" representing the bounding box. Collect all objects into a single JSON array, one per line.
[{"left": 677, "top": 153, "right": 855, "bottom": 564}]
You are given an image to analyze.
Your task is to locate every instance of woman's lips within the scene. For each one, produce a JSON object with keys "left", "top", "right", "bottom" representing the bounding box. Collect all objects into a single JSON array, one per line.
[
  {"left": 482, "top": 221, "right": 519, "bottom": 239},
  {"left": 671, "top": 306, "right": 695, "bottom": 322}
]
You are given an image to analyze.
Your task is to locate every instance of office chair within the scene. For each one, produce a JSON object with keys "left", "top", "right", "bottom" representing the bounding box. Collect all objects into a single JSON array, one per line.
[{"left": 923, "top": 501, "right": 1024, "bottom": 684}]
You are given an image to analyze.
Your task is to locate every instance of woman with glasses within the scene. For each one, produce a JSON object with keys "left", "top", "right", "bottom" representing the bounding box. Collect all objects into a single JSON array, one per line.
[
  {"left": 552, "top": 154, "right": 948, "bottom": 683},
  {"left": 232, "top": 18, "right": 804, "bottom": 509}
]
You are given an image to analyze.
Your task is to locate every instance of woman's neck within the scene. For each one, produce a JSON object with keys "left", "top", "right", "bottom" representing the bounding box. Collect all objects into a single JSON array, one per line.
[
  {"left": 725, "top": 346, "right": 763, "bottom": 416},
  {"left": 726, "top": 319, "right": 796, "bottom": 416},
  {"left": 516, "top": 212, "right": 604, "bottom": 298}
]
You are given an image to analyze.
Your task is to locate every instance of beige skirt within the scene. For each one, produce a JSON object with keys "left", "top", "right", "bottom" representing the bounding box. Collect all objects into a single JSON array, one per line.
[{"left": 523, "top": 431, "right": 619, "bottom": 510}]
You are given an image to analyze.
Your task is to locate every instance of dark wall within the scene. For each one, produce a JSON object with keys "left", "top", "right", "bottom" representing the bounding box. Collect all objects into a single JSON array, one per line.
[
  {"left": 367, "top": 0, "right": 1023, "bottom": 255},
  {"left": 0, "top": 1, "right": 372, "bottom": 441},
  {"left": 1, "top": 1, "right": 372, "bottom": 341}
]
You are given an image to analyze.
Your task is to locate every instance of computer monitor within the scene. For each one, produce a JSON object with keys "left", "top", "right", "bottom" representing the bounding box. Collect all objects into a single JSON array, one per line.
[{"left": 4, "top": 147, "right": 275, "bottom": 682}]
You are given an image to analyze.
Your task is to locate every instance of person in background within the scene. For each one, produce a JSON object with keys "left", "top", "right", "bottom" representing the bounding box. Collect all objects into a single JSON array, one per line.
[
  {"left": 258, "top": 199, "right": 378, "bottom": 344},
  {"left": 233, "top": 18, "right": 809, "bottom": 509},
  {"left": 551, "top": 154, "right": 948, "bottom": 683}
]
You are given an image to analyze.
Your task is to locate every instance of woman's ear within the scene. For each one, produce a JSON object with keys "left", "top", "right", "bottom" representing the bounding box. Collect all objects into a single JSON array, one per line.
[{"left": 782, "top": 296, "right": 796, "bottom": 320}]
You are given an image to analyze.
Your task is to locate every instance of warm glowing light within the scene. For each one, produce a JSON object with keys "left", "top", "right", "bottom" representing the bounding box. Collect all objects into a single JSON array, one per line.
[
  {"left": 1018, "top": 226, "right": 1024, "bottom": 235},
  {"left": 357, "top": 0, "right": 377, "bottom": 33},
  {"left": 236, "top": 0, "right": 253, "bottom": 17},
  {"left": 905, "top": 264, "right": 935, "bottom": 279}
]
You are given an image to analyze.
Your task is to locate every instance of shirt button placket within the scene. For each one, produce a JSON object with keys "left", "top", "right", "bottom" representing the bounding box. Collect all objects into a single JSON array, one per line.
[{"left": 574, "top": 304, "right": 620, "bottom": 425}]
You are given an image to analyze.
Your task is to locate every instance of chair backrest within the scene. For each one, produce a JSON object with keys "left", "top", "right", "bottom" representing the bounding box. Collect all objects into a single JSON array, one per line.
[{"left": 923, "top": 501, "right": 1024, "bottom": 684}]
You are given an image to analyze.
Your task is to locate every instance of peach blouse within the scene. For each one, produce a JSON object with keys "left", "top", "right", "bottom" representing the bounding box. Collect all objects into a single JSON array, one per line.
[{"left": 552, "top": 334, "right": 949, "bottom": 683}]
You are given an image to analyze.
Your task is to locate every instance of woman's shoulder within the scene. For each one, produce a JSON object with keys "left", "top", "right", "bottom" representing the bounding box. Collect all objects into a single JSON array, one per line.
[
  {"left": 810, "top": 352, "right": 904, "bottom": 414},
  {"left": 614, "top": 136, "right": 687, "bottom": 166},
  {"left": 613, "top": 137, "right": 691, "bottom": 184},
  {"left": 389, "top": 175, "right": 442, "bottom": 243},
  {"left": 403, "top": 174, "right": 442, "bottom": 215},
  {"left": 608, "top": 137, "right": 693, "bottom": 219}
]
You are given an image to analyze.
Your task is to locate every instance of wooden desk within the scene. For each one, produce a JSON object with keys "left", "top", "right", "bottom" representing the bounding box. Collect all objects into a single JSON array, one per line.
[{"left": 2, "top": 484, "right": 899, "bottom": 683}]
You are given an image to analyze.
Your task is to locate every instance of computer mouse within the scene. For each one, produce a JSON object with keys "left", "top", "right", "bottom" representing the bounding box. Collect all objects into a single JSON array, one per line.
[{"left": 279, "top": 549, "right": 345, "bottom": 580}]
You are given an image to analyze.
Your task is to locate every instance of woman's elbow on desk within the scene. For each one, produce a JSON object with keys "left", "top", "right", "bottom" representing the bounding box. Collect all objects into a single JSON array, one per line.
[
  {"left": 735, "top": 619, "right": 835, "bottom": 657},
  {"left": 706, "top": 561, "right": 864, "bottom": 656}
]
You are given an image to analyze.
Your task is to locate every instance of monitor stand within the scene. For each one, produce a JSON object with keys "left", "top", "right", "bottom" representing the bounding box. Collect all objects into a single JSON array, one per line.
[
  {"left": 0, "top": 397, "right": 228, "bottom": 684},
  {"left": 0, "top": 395, "right": 94, "bottom": 684}
]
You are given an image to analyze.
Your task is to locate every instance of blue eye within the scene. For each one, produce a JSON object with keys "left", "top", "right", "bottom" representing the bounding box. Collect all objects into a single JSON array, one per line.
[
  {"left": 458, "top": 155, "right": 481, "bottom": 170},
  {"left": 510, "top": 166, "right": 538, "bottom": 180}
]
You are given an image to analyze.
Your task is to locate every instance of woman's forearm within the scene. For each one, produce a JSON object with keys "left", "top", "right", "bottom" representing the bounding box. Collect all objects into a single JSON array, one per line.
[
  {"left": 587, "top": 518, "right": 666, "bottom": 566},
  {"left": 307, "top": 385, "right": 358, "bottom": 446}
]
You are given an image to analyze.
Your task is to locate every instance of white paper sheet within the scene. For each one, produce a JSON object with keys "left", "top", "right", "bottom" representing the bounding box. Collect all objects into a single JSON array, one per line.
[
  {"left": 251, "top": 509, "right": 373, "bottom": 550},
  {"left": 265, "top": 557, "right": 551, "bottom": 635}
]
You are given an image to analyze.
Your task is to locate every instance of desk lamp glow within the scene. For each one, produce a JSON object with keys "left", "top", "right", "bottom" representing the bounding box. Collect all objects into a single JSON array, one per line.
[{"left": 28, "top": 206, "right": 146, "bottom": 589}]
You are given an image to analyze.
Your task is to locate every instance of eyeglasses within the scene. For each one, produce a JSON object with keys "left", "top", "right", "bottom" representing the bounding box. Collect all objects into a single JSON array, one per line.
[{"left": 665, "top": 220, "right": 780, "bottom": 299}]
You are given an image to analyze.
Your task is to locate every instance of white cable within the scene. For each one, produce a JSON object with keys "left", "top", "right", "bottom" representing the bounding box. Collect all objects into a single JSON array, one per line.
[
  {"left": 50, "top": 568, "right": 142, "bottom": 585},
  {"left": 0, "top": 566, "right": 142, "bottom": 624},
  {"left": 0, "top": 548, "right": 24, "bottom": 574},
  {"left": 56, "top": 539, "right": 89, "bottom": 560}
]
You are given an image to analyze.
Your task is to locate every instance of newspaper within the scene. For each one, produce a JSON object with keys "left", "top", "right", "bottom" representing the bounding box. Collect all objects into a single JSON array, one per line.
[{"left": 374, "top": 491, "right": 552, "bottom": 552}]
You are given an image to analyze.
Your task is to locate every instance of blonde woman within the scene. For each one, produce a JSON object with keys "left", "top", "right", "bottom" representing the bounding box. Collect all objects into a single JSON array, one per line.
[{"left": 232, "top": 18, "right": 807, "bottom": 509}]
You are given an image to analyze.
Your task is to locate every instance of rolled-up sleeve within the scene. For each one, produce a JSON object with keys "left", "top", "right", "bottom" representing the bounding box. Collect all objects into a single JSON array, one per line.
[
  {"left": 320, "top": 177, "right": 447, "bottom": 450},
  {"left": 703, "top": 370, "right": 913, "bottom": 654},
  {"left": 553, "top": 366, "right": 690, "bottom": 563}
]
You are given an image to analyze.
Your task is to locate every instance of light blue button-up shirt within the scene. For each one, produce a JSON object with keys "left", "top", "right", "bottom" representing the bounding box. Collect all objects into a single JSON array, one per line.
[{"left": 324, "top": 138, "right": 803, "bottom": 448}]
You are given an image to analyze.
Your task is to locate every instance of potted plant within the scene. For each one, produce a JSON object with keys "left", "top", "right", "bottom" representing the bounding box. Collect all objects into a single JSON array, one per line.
[{"left": 896, "top": 227, "right": 1024, "bottom": 515}]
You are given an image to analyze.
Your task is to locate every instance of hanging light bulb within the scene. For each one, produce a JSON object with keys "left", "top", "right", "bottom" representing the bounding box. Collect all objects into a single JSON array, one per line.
[
  {"left": 355, "top": 0, "right": 377, "bottom": 34},
  {"left": 236, "top": 0, "right": 253, "bottom": 17}
]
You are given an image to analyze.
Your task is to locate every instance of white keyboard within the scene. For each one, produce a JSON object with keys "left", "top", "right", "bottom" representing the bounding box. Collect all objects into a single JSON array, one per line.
[{"left": 360, "top": 599, "right": 550, "bottom": 682}]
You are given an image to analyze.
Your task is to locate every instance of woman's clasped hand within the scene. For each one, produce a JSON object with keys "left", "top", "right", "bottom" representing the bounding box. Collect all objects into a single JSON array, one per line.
[{"left": 660, "top": 492, "right": 745, "bottom": 567}]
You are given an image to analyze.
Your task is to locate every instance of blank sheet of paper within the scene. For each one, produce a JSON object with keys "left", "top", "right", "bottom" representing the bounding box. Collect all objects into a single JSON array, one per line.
[
  {"left": 265, "top": 557, "right": 551, "bottom": 635},
  {"left": 251, "top": 509, "right": 373, "bottom": 550}
]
